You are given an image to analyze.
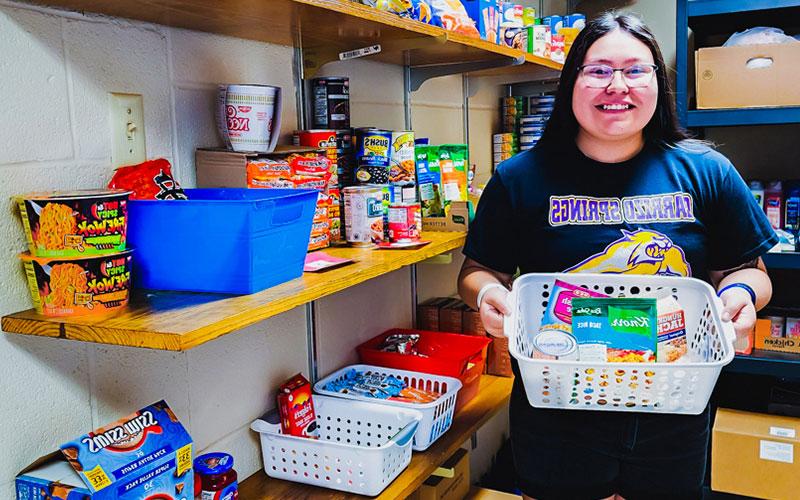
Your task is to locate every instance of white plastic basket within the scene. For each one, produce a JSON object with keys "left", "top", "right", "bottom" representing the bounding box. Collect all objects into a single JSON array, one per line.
[
  {"left": 503, "top": 273, "right": 736, "bottom": 415},
  {"left": 251, "top": 395, "right": 422, "bottom": 496},
  {"left": 314, "top": 364, "right": 462, "bottom": 451}
]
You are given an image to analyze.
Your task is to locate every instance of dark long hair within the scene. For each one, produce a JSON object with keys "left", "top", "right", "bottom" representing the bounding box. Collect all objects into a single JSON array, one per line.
[{"left": 536, "top": 12, "right": 690, "bottom": 151}]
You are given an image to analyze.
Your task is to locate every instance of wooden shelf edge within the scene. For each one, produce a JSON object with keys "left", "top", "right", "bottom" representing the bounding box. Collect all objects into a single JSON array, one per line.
[
  {"left": 1, "top": 232, "right": 466, "bottom": 351},
  {"left": 239, "top": 375, "right": 514, "bottom": 500}
]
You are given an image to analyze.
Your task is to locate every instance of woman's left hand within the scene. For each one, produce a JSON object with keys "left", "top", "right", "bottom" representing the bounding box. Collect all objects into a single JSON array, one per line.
[{"left": 719, "top": 286, "right": 757, "bottom": 339}]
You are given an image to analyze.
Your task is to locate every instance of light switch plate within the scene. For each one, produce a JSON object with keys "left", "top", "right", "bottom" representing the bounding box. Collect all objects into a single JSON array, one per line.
[{"left": 110, "top": 92, "right": 146, "bottom": 167}]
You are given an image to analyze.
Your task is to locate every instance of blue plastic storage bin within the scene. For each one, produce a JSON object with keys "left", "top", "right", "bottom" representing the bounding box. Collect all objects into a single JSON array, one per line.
[{"left": 128, "top": 188, "right": 318, "bottom": 294}]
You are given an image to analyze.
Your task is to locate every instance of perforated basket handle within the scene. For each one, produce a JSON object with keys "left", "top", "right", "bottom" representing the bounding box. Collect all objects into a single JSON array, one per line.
[
  {"left": 251, "top": 417, "right": 281, "bottom": 435},
  {"left": 389, "top": 420, "right": 419, "bottom": 448},
  {"left": 502, "top": 286, "right": 517, "bottom": 338}
]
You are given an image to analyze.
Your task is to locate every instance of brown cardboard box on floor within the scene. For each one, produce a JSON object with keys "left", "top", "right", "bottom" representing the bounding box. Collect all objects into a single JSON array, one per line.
[
  {"left": 408, "top": 448, "right": 470, "bottom": 500},
  {"left": 462, "top": 307, "right": 487, "bottom": 336},
  {"left": 439, "top": 300, "right": 467, "bottom": 333},
  {"left": 417, "top": 297, "right": 454, "bottom": 332},
  {"left": 696, "top": 43, "right": 800, "bottom": 109},
  {"left": 712, "top": 407, "right": 800, "bottom": 499},
  {"left": 466, "top": 486, "right": 520, "bottom": 499},
  {"left": 487, "top": 335, "right": 513, "bottom": 377}
]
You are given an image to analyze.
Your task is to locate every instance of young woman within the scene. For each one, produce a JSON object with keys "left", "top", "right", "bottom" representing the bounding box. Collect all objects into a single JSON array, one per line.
[{"left": 458, "top": 13, "right": 777, "bottom": 500}]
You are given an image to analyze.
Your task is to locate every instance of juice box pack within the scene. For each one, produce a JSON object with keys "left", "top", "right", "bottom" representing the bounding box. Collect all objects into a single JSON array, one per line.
[
  {"left": 16, "top": 400, "right": 193, "bottom": 500},
  {"left": 572, "top": 298, "right": 658, "bottom": 363}
]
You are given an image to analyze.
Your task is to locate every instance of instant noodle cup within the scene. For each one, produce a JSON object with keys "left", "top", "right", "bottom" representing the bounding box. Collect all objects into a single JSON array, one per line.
[
  {"left": 20, "top": 250, "right": 132, "bottom": 317},
  {"left": 15, "top": 189, "right": 130, "bottom": 257}
]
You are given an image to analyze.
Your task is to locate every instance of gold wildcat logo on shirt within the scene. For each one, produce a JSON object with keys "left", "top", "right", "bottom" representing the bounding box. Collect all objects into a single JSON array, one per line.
[{"left": 566, "top": 229, "right": 691, "bottom": 276}]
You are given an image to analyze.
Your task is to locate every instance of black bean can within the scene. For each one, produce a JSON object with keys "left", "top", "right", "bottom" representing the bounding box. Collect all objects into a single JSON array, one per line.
[{"left": 312, "top": 77, "right": 350, "bottom": 129}]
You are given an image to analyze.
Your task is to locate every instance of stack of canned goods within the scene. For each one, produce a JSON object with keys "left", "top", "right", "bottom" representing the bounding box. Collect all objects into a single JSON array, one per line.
[
  {"left": 493, "top": 133, "right": 517, "bottom": 169},
  {"left": 501, "top": 96, "right": 526, "bottom": 134},
  {"left": 520, "top": 94, "right": 555, "bottom": 151},
  {"left": 353, "top": 128, "right": 418, "bottom": 205},
  {"left": 343, "top": 185, "right": 421, "bottom": 248}
]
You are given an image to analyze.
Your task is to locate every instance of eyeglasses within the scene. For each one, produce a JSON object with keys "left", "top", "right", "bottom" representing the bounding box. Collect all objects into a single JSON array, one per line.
[{"left": 577, "top": 63, "right": 658, "bottom": 88}]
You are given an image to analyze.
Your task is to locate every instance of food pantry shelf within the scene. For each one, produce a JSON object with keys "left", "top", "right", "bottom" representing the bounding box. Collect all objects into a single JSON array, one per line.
[
  {"left": 686, "top": 108, "right": 800, "bottom": 127},
  {"left": 28, "top": 0, "right": 562, "bottom": 74},
  {"left": 239, "top": 374, "right": 514, "bottom": 500},
  {"left": 725, "top": 350, "right": 800, "bottom": 378},
  {"left": 1, "top": 231, "right": 466, "bottom": 351},
  {"left": 762, "top": 252, "right": 800, "bottom": 270}
]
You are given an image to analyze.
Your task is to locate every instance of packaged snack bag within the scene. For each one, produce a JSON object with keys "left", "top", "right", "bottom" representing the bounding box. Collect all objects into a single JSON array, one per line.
[
  {"left": 656, "top": 294, "right": 688, "bottom": 362},
  {"left": 108, "top": 158, "right": 187, "bottom": 200},
  {"left": 417, "top": 145, "right": 445, "bottom": 217},
  {"left": 572, "top": 298, "right": 658, "bottom": 363},
  {"left": 439, "top": 144, "right": 469, "bottom": 204}
]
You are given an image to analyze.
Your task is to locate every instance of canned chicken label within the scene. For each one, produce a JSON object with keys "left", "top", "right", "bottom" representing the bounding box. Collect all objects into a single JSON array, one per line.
[
  {"left": 532, "top": 329, "right": 578, "bottom": 360},
  {"left": 344, "top": 186, "right": 385, "bottom": 246},
  {"left": 388, "top": 203, "right": 421, "bottom": 242}
]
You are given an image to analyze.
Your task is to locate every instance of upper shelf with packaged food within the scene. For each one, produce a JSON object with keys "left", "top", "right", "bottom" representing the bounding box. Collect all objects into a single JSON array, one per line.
[{"left": 28, "top": 0, "right": 564, "bottom": 77}]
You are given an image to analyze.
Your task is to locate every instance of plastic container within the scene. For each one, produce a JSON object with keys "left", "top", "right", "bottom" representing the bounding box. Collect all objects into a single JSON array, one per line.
[
  {"left": 765, "top": 180, "right": 783, "bottom": 230},
  {"left": 358, "top": 329, "right": 491, "bottom": 410},
  {"left": 314, "top": 364, "right": 461, "bottom": 451},
  {"left": 504, "top": 273, "right": 736, "bottom": 415},
  {"left": 194, "top": 452, "right": 238, "bottom": 499},
  {"left": 250, "top": 396, "right": 421, "bottom": 496},
  {"left": 127, "top": 188, "right": 318, "bottom": 294}
]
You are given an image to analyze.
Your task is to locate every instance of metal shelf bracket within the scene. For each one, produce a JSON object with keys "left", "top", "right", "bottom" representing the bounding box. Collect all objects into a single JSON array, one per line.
[
  {"left": 409, "top": 54, "right": 526, "bottom": 91},
  {"left": 302, "top": 34, "right": 448, "bottom": 79}
]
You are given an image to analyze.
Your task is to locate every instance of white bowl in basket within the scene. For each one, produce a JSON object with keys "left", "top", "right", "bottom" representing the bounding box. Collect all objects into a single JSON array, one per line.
[
  {"left": 315, "top": 364, "right": 462, "bottom": 451},
  {"left": 503, "top": 273, "right": 736, "bottom": 415},
  {"left": 251, "top": 395, "right": 422, "bottom": 496}
]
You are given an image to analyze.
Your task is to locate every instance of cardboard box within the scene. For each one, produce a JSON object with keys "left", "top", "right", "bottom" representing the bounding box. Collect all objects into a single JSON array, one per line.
[
  {"left": 696, "top": 43, "right": 800, "bottom": 109},
  {"left": 195, "top": 145, "right": 322, "bottom": 188},
  {"left": 440, "top": 300, "right": 467, "bottom": 333},
  {"left": 463, "top": 0, "right": 500, "bottom": 44},
  {"left": 16, "top": 400, "right": 193, "bottom": 499},
  {"left": 756, "top": 317, "right": 800, "bottom": 354},
  {"left": 417, "top": 297, "right": 453, "bottom": 331},
  {"left": 408, "top": 448, "right": 470, "bottom": 500},
  {"left": 487, "top": 335, "right": 513, "bottom": 377},
  {"left": 462, "top": 308, "right": 487, "bottom": 336},
  {"left": 422, "top": 201, "right": 470, "bottom": 232},
  {"left": 712, "top": 408, "right": 800, "bottom": 499}
]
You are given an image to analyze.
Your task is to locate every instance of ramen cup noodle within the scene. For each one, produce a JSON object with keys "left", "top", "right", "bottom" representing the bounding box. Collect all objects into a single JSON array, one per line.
[
  {"left": 655, "top": 293, "right": 688, "bottom": 362},
  {"left": 217, "top": 84, "right": 283, "bottom": 153},
  {"left": 572, "top": 298, "right": 658, "bottom": 363},
  {"left": 16, "top": 400, "right": 193, "bottom": 499},
  {"left": 539, "top": 279, "right": 608, "bottom": 335}
]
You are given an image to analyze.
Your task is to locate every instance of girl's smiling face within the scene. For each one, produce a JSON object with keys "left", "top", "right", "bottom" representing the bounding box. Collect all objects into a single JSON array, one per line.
[{"left": 572, "top": 29, "right": 659, "bottom": 144}]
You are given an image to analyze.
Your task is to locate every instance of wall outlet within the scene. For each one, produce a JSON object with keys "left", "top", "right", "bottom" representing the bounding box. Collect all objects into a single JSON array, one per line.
[{"left": 110, "top": 92, "right": 146, "bottom": 167}]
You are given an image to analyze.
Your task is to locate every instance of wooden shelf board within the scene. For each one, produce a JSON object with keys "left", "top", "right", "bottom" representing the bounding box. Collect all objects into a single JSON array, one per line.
[
  {"left": 239, "top": 374, "right": 514, "bottom": 500},
  {"left": 1, "top": 231, "right": 465, "bottom": 351},
  {"left": 29, "top": 0, "right": 561, "bottom": 71}
]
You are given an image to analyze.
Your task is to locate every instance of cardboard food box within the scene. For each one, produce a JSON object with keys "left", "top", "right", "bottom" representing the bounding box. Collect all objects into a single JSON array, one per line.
[
  {"left": 466, "top": 487, "right": 520, "bottom": 499},
  {"left": 422, "top": 201, "right": 470, "bottom": 232},
  {"left": 463, "top": 0, "right": 500, "bottom": 44},
  {"left": 695, "top": 43, "right": 800, "bottom": 109},
  {"left": 440, "top": 300, "right": 467, "bottom": 333},
  {"left": 756, "top": 317, "right": 800, "bottom": 354},
  {"left": 195, "top": 145, "right": 322, "bottom": 188},
  {"left": 16, "top": 401, "right": 193, "bottom": 500},
  {"left": 417, "top": 297, "right": 453, "bottom": 331},
  {"left": 712, "top": 408, "right": 800, "bottom": 499},
  {"left": 408, "top": 448, "right": 470, "bottom": 500}
]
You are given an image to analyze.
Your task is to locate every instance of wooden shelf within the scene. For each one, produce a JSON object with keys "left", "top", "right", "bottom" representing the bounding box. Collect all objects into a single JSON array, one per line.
[
  {"left": 30, "top": 0, "right": 562, "bottom": 74},
  {"left": 239, "top": 374, "right": 514, "bottom": 500},
  {"left": 1, "top": 231, "right": 465, "bottom": 351}
]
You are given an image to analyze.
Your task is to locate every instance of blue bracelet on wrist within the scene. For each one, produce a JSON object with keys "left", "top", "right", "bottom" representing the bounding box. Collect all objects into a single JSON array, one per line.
[{"left": 717, "top": 283, "right": 757, "bottom": 305}]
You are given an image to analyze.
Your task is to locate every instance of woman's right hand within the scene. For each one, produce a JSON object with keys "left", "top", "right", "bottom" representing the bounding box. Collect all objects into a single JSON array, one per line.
[{"left": 480, "top": 286, "right": 510, "bottom": 338}]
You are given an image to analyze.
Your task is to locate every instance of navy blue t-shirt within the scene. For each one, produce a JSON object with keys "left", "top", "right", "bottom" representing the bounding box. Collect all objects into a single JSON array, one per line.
[{"left": 464, "top": 141, "right": 778, "bottom": 281}]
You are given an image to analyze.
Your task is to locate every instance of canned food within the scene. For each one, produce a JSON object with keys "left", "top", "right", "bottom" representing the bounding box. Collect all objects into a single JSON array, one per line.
[
  {"left": 294, "top": 130, "right": 337, "bottom": 162},
  {"left": 786, "top": 317, "right": 800, "bottom": 338},
  {"left": 493, "top": 152, "right": 513, "bottom": 163},
  {"left": 766, "top": 316, "right": 785, "bottom": 338},
  {"left": 532, "top": 329, "right": 578, "bottom": 360},
  {"left": 493, "top": 143, "right": 515, "bottom": 153},
  {"left": 343, "top": 186, "right": 385, "bottom": 246},
  {"left": 354, "top": 128, "right": 392, "bottom": 184},
  {"left": 530, "top": 105, "right": 554, "bottom": 115},
  {"left": 493, "top": 133, "right": 514, "bottom": 144},
  {"left": 520, "top": 125, "right": 546, "bottom": 135},
  {"left": 388, "top": 203, "right": 421, "bottom": 242},
  {"left": 312, "top": 77, "right": 349, "bottom": 129}
]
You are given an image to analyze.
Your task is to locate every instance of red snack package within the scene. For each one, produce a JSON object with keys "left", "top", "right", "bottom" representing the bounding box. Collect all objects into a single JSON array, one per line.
[
  {"left": 108, "top": 158, "right": 187, "bottom": 200},
  {"left": 277, "top": 374, "right": 319, "bottom": 438}
]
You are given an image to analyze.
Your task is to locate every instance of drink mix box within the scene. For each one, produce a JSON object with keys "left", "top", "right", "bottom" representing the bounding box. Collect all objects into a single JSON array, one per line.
[
  {"left": 16, "top": 400, "right": 193, "bottom": 500},
  {"left": 572, "top": 298, "right": 658, "bottom": 363}
]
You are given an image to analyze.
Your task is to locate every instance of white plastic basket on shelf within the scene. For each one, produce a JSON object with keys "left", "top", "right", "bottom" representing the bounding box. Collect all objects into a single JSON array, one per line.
[
  {"left": 314, "top": 364, "right": 462, "bottom": 451},
  {"left": 251, "top": 395, "right": 422, "bottom": 496},
  {"left": 503, "top": 273, "right": 736, "bottom": 415}
]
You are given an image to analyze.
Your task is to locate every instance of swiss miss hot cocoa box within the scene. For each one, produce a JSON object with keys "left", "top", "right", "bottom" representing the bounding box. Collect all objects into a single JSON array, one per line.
[{"left": 16, "top": 400, "right": 193, "bottom": 500}]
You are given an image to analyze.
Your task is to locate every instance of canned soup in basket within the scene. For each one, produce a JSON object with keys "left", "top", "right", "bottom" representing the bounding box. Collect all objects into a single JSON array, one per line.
[{"left": 504, "top": 273, "right": 736, "bottom": 414}]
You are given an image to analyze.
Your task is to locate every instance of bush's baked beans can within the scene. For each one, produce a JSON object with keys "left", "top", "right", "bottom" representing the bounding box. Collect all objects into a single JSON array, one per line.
[
  {"left": 388, "top": 203, "right": 421, "bottom": 242},
  {"left": 354, "top": 128, "right": 391, "bottom": 184},
  {"left": 343, "top": 185, "right": 385, "bottom": 247},
  {"left": 312, "top": 77, "right": 349, "bottom": 129}
]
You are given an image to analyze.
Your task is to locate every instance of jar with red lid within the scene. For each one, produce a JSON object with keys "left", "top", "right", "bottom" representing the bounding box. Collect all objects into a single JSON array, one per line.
[{"left": 194, "top": 452, "right": 238, "bottom": 500}]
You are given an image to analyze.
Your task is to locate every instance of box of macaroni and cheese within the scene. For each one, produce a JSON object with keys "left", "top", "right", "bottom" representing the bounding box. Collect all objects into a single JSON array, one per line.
[{"left": 16, "top": 400, "right": 193, "bottom": 500}]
